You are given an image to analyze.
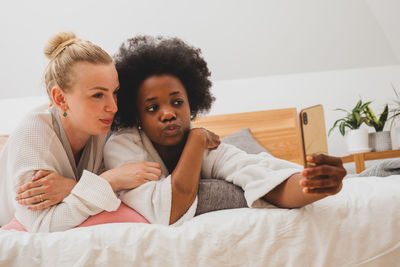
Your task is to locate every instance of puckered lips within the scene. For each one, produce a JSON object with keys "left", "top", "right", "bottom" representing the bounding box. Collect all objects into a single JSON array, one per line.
[
  {"left": 99, "top": 118, "right": 114, "bottom": 125},
  {"left": 162, "top": 123, "right": 181, "bottom": 137}
]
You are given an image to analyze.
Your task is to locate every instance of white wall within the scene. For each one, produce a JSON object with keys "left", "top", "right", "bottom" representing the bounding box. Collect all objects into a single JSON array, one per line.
[{"left": 0, "top": 96, "right": 48, "bottom": 135}]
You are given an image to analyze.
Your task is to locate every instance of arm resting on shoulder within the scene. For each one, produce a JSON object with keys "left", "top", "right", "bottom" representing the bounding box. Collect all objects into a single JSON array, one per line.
[
  {"left": 169, "top": 129, "right": 207, "bottom": 224},
  {"left": 15, "top": 170, "right": 120, "bottom": 232}
]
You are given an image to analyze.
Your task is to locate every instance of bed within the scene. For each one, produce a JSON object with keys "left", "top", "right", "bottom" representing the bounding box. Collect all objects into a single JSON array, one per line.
[{"left": 1, "top": 107, "right": 400, "bottom": 267}]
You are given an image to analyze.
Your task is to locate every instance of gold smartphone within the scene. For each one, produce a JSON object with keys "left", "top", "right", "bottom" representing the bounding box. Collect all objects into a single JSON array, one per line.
[{"left": 299, "top": 105, "right": 329, "bottom": 167}]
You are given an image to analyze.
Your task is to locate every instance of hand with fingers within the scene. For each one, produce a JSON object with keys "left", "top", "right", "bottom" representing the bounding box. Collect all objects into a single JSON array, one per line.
[
  {"left": 15, "top": 170, "right": 77, "bottom": 211},
  {"left": 191, "top": 128, "right": 220, "bottom": 150},
  {"left": 300, "top": 154, "right": 347, "bottom": 196},
  {"left": 100, "top": 161, "right": 162, "bottom": 192}
]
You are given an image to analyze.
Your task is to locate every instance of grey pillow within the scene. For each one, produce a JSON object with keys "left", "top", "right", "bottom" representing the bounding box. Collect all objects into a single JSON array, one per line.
[
  {"left": 197, "top": 128, "right": 270, "bottom": 215},
  {"left": 221, "top": 128, "right": 270, "bottom": 155},
  {"left": 358, "top": 158, "right": 400, "bottom": 177}
]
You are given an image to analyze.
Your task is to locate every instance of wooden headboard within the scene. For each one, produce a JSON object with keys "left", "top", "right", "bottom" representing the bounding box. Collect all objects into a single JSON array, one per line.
[{"left": 192, "top": 108, "right": 305, "bottom": 165}]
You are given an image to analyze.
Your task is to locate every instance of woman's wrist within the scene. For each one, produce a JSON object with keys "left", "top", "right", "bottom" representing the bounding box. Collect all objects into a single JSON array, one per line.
[
  {"left": 100, "top": 170, "right": 119, "bottom": 191},
  {"left": 188, "top": 128, "right": 207, "bottom": 146}
]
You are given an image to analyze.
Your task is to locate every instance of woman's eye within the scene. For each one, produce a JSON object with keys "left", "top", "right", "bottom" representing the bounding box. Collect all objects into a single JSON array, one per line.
[
  {"left": 173, "top": 99, "right": 184, "bottom": 105},
  {"left": 146, "top": 105, "right": 158, "bottom": 112},
  {"left": 93, "top": 93, "right": 103, "bottom": 99}
]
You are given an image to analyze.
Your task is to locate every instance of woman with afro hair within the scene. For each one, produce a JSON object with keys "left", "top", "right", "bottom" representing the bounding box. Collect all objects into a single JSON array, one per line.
[{"left": 104, "top": 36, "right": 346, "bottom": 225}]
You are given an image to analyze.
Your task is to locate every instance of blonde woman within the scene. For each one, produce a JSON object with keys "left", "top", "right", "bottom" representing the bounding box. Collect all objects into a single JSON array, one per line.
[{"left": 0, "top": 32, "right": 162, "bottom": 232}]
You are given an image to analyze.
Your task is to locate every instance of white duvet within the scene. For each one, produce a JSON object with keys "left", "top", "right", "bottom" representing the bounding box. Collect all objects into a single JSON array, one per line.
[{"left": 1, "top": 176, "right": 400, "bottom": 267}]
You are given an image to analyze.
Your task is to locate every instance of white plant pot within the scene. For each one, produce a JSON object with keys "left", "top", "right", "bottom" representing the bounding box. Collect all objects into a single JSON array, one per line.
[
  {"left": 345, "top": 128, "right": 370, "bottom": 154},
  {"left": 369, "top": 131, "right": 392, "bottom": 152},
  {"left": 368, "top": 133, "right": 376, "bottom": 152}
]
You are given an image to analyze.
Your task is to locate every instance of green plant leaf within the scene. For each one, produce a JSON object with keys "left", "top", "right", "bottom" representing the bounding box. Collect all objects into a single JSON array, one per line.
[
  {"left": 333, "top": 108, "right": 350, "bottom": 115},
  {"left": 393, "top": 84, "right": 399, "bottom": 97},
  {"left": 354, "top": 111, "right": 361, "bottom": 128},
  {"left": 354, "top": 100, "right": 362, "bottom": 112},
  {"left": 344, "top": 121, "right": 354, "bottom": 130},
  {"left": 330, "top": 99, "right": 371, "bottom": 135},
  {"left": 364, "top": 104, "right": 389, "bottom": 132},
  {"left": 378, "top": 104, "right": 389, "bottom": 126},
  {"left": 360, "top": 101, "right": 372, "bottom": 110},
  {"left": 339, "top": 122, "right": 346, "bottom": 136},
  {"left": 329, "top": 119, "right": 342, "bottom": 136},
  {"left": 390, "top": 85, "right": 400, "bottom": 128},
  {"left": 389, "top": 111, "right": 400, "bottom": 121},
  {"left": 364, "top": 119, "right": 372, "bottom": 127},
  {"left": 364, "top": 105, "right": 380, "bottom": 131}
]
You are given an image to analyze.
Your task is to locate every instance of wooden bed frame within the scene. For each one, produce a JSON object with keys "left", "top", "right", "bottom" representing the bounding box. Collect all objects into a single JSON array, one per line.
[{"left": 193, "top": 108, "right": 305, "bottom": 165}]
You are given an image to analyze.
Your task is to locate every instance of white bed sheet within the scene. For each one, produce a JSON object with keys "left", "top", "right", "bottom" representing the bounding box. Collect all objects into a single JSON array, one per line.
[{"left": 1, "top": 176, "right": 400, "bottom": 267}]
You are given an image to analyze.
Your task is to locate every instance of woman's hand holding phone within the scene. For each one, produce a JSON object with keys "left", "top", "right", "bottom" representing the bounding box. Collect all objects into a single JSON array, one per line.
[{"left": 300, "top": 154, "right": 347, "bottom": 196}]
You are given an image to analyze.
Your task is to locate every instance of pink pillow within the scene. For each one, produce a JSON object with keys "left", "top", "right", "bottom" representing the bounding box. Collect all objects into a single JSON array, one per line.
[
  {"left": 1, "top": 203, "right": 149, "bottom": 231},
  {"left": 77, "top": 203, "right": 149, "bottom": 227},
  {"left": 1, "top": 217, "right": 27, "bottom": 231}
]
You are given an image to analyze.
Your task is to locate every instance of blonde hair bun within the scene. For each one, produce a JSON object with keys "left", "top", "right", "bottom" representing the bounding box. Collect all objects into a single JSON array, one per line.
[
  {"left": 43, "top": 31, "right": 112, "bottom": 100},
  {"left": 44, "top": 32, "right": 77, "bottom": 59}
]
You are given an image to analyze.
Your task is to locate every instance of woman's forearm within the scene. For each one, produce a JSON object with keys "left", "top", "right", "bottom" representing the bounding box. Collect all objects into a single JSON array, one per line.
[
  {"left": 15, "top": 171, "right": 120, "bottom": 232},
  {"left": 16, "top": 170, "right": 77, "bottom": 210},
  {"left": 263, "top": 172, "right": 325, "bottom": 208},
  {"left": 169, "top": 130, "right": 206, "bottom": 224}
]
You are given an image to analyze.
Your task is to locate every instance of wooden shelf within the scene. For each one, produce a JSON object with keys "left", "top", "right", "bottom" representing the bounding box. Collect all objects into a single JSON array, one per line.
[{"left": 341, "top": 149, "right": 400, "bottom": 174}]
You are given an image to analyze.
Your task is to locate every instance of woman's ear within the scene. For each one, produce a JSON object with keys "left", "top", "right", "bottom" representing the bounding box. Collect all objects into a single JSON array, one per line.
[{"left": 51, "top": 87, "right": 68, "bottom": 111}]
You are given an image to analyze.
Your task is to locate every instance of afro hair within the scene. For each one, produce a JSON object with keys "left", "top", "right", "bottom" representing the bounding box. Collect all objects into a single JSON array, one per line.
[{"left": 112, "top": 35, "right": 214, "bottom": 130}]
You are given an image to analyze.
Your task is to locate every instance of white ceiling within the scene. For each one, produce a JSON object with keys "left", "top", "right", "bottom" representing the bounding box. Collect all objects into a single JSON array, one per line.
[{"left": 0, "top": 0, "right": 399, "bottom": 98}]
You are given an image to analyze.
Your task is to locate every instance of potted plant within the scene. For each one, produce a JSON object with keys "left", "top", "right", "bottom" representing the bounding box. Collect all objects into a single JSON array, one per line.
[
  {"left": 329, "top": 100, "right": 371, "bottom": 154},
  {"left": 364, "top": 104, "right": 391, "bottom": 151}
]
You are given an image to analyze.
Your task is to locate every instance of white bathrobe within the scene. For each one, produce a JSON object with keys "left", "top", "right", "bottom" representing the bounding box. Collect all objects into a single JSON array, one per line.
[
  {"left": 104, "top": 127, "right": 302, "bottom": 226},
  {"left": 0, "top": 106, "right": 120, "bottom": 232}
]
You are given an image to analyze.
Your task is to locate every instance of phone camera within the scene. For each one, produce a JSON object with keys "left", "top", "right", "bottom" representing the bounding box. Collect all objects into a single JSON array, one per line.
[{"left": 303, "top": 112, "right": 308, "bottom": 125}]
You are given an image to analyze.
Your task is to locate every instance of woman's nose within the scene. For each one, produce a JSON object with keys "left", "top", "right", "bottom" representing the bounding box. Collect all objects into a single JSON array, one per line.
[
  {"left": 160, "top": 108, "right": 176, "bottom": 122},
  {"left": 106, "top": 95, "right": 118, "bottom": 113}
]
